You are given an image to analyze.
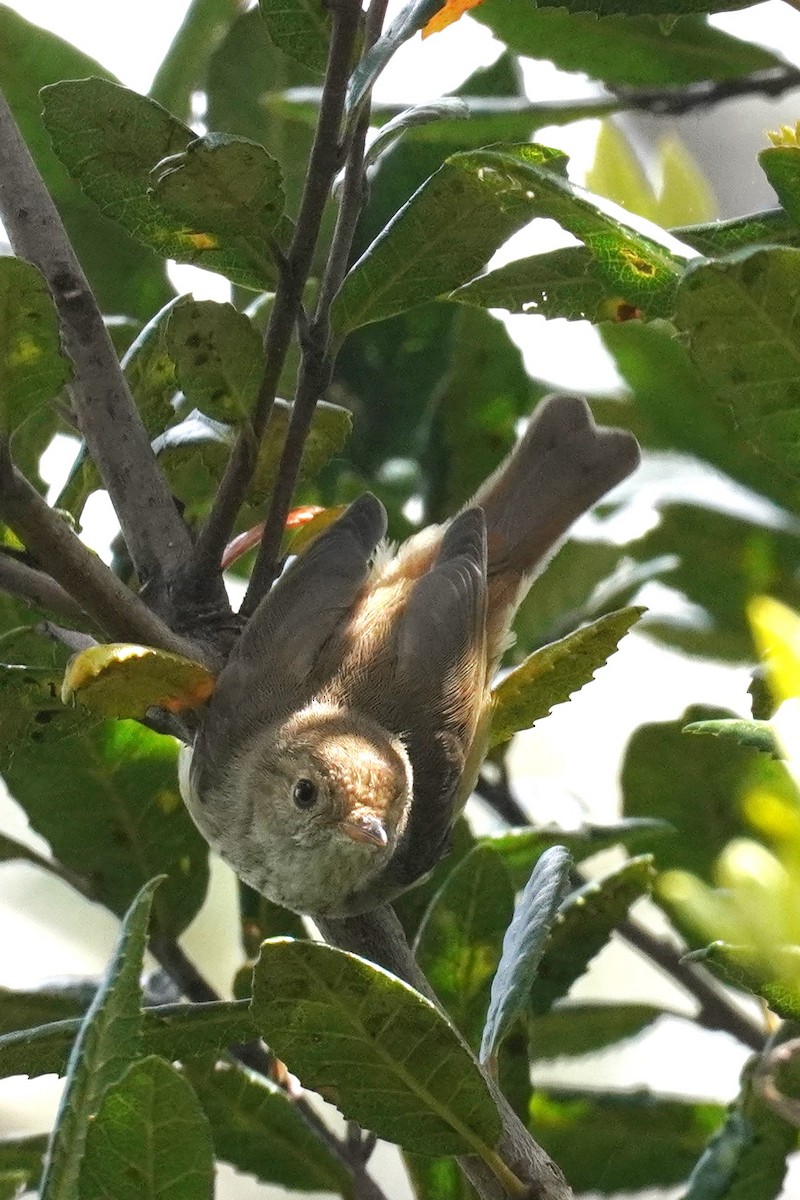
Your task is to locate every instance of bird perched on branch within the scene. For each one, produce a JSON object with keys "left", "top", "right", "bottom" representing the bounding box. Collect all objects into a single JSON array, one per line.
[{"left": 179, "top": 395, "right": 640, "bottom": 917}]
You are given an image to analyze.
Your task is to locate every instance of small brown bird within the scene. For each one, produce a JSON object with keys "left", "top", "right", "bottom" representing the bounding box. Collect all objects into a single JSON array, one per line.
[{"left": 180, "top": 395, "right": 640, "bottom": 916}]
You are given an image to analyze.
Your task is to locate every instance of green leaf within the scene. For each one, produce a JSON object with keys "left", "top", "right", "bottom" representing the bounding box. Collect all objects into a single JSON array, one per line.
[
  {"left": 258, "top": 0, "right": 330, "bottom": 73},
  {"left": 0, "top": 1136, "right": 47, "bottom": 1198},
  {"left": 452, "top": 246, "right": 608, "bottom": 322},
  {"left": 185, "top": 1059, "right": 352, "bottom": 1195},
  {"left": 675, "top": 247, "right": 800, "bottom": 486},
  {"left": 40, "top": 78, "right": 281, "bottom": 292},
  {"left": 148, "top": 0, "right": 240, "bottom": 123},
  {"left": 405, "top": 1154, "right": 479, "bottom": 1200},
  {"left": 0, "top": 6, "right": 171, "bottom": 320},
  {"left": 251, "top": 939, "right": 503, "bottom": 1157},
  {"left": 529, "top": 856, "right": 655, "bottom": 1016},
  {"left": 414, "top": 845, "right": 514, "bottom": 1050},
  {"left": 621, "top": 706, "right": 797, "bottom": 881},
  {"left": 759, "top": 145, "right": 800, "bottom": 228},
  {"left": 679, "top": 208, "right": 800, "bottom": 257},
  {"left": 530, "top": 1089, "right": 724, "bottom": 1193},
  {"left": 473, "top": 5, "right": 780, "bottom": 87},
  {"left": 684, "top": 1061, "right": 796, "bottom": 1200},
  {"left": 331, "top": 143, "right": 568, "bottom": 334},
  {"left": 347, "top": 0, "right": 447, "bottom": 117},
  {"left": 490, "top": 607, "right": 644, "bottom": 747},
  {"left": 684, "top": 719, "right": 782, "bottom": 759},
  {"left": 484, "top": 820, "right": 671, "bottom": 890},
  {"left": 601, "top": 322, "right": 800, "bottom": 513},
  {"left": 153, "top": 398, "right": 352, "bottom": 526},
  {"left": 393, "top": 817, "right": 476, "bottom": 942},
  {"left": 480, "top": 846, "right": 572, "bottom": 1066},
  {"left": 119, "top": 296, "right": 183, "bottom": 438},
  {"left": 0, "top": 663, "right": 98, "bottom": 771},
  {"left": 424, "top": 307, "right": 539, "bottom": 519},
  {"left": 151, "top": 131, "right": 286, "bottom": 266},
  {"left": 238, "top": 883, "right": 306, "bottom": 958},
  {"left": 61, "top": 642, "right": 215, "bottom": 720},
  {"left": 79, "top": 1055, "right": 214, "bottom": 1200},
  {"left": 2, "top": 720, "right": 209, "bottom": 934},
  {"left": 0, "top": 258, "right": 71, "bottom": 434},
  {"left": 0, "top": 983, "right": 89, "bottom": 1036},
  {"left": 40, "top": 877, "right": 160, "bottom": 1200},
  {"left": 687, "top": 943, "right": 800, "bottom": 1022},
  {"left": 0, "top": 999, "right": 257, "bottom": 1081},
  {"left": 529, "top": 1002, "right": 669, "bottom": 1060},
  {"left": 165, "top": 298, "right": 265, "bottom": 425}
]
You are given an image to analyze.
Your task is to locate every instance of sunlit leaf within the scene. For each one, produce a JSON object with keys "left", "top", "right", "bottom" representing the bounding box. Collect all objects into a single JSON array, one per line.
[
  {"left": 748, "top": 596, "right": 800, "bottom": 707},
  {"left": 61, "top": 643, "right": 215, "bottom": 719},
  {"left": 684, "top": 718, "right": 782, "bottom": 759},
  {"left": 423, "top": 0, "right": 484, "bottom": 38}
]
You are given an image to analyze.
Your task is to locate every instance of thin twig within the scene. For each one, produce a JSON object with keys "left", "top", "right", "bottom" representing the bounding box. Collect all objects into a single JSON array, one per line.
[
  {"left": 611, "top": 63, "right": 800, "bottom": 117},
  {"left": 318, "top": 907, "right": 573, "bottom": 1200},
  {"left": 0, "top": 87, "right": 193, "bottom": 594},
  {"left": 0, "top": 551, "right": 89, "bottom": 624},
  {"left": 191, "top": 0, "right": 363, "bottom": 585},
  {"left": 149, "top": 933, "right": 390, "bottom": 1200},
  {"left": 242, "top": 0, "right": 385, "bottom": 614},
  {"left": 0, "top": 441, "right": 202, "bottom": 659}
]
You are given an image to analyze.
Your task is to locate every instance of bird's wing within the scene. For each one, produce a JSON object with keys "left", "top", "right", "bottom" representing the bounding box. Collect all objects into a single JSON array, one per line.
[
  {"left": 196, "top": 494, "right": 387, "bottom": 781},
  {"left": 390, "top": 508, "right": 489, "bottom": 884}
]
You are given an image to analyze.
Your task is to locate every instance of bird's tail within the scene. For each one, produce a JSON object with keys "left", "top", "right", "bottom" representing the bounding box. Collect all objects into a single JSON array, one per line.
[{"left": 471, "top": 395, "right": 640, "bottom": 651}]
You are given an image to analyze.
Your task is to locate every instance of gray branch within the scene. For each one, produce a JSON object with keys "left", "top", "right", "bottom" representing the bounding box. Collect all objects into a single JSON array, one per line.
[
  {"left": 0, "top": 85, "right": 193, "bottom": 593},
  {"left": 0, "top": 551, "right": 89, "bottom": 624}
]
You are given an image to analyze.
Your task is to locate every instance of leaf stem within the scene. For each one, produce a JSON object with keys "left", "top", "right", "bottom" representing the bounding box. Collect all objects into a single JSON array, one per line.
[
  {"left": 0, "top": 85, "right": 193, "bottom": 595},
  {"left": 191, "top": 0, "right": 363, "bottom": 587},
  {"left": 0, "top": 441, "right": 202, "bottom": 659}
]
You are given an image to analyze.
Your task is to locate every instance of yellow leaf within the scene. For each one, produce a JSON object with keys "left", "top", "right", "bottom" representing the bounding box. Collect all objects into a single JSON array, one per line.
[
  {"left": 655, "top": 136, "right": 716, "bottom": 227},
  {"left": 747, "top": 596, "right": 800, "bottom": 706},
  {"left": 585, "top": 121, "right": 657, "bottom": 222},
  {"left": 422, "top": 0, "right": 485, "bottom": 38},
  {"left": 62, "top": 643, "right": 215, "bottom": 719}
]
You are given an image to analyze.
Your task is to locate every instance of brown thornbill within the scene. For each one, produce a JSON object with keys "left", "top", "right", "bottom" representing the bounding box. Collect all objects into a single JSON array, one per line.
[{"left": 179, "top": 395, "right": 640, "bottom": 916}]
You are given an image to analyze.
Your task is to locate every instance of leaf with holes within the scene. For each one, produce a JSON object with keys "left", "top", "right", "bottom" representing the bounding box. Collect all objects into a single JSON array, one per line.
[{"left": 251, "top": 939, "right": 502, "bottom": 1158}]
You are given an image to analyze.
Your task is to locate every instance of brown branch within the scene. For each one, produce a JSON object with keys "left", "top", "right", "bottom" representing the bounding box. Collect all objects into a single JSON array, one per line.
[
  {"left": 0, "top": 441, "right": 203, "bottom": 659},
  {"left": 0, "top": 85, "right": 192, "bottom": 593},
  {"left": 611, "top": 62, "right": 800, "bottom": 117},
  {"left": 0, "top": 551, "right": 89, "bottom": 624},
  {"left": 149, "top": 933, "right": 390, "bottom": 1200},
  {"left": 318, "top": 906, "right": 573, "bottom": 1200},
  {"left": 241, "top": 0, "right": 385, "bottom": 614},
  {"left": 191, "top": 0, "right": 364, "bottom": 585}
]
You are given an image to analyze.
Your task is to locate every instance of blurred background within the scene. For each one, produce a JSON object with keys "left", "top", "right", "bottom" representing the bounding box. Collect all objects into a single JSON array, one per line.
[{"left": 2, "top": 1, "right": 800, "bottom": 1196}]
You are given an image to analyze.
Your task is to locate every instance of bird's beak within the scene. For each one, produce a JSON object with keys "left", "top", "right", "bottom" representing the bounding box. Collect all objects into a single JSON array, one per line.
[{"left": 338, "top": 811, "right": 389, "bottom": 849}]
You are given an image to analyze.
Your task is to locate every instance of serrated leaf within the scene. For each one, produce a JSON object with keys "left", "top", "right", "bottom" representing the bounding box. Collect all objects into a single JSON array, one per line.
[
  {"left": 347, "top": 0, "right": 447, "bottom": 116},
  {"left": 39, "top": 877, "right": 160, "bottom": 1200},
  {"left": 78, "top": 1055, "right": 214, "bottom": 1200},
  {"left": 415, "top": 845, "right": 514, "bottom": 1050},
  {"left": 165, "top": 298, "right": 264, "bottom": 425},
  {"left": 684, "top": 719, "right": 782, "bottom": 759},
  {"left": 251, "top": 939, "right": 502, "bottom": 1157},
  {"left": 394, "top": 817, "right": 476, "bottom": 941},
  {"left": 675, "top": 247, "right": 800, "bottom": 485},
  {"left": 259, "top": 0, "right": 331, "bottom": 73},
  {"left": 473, "top": 5, "right": 780, "bottom": 87},
  {"left": 331, "top": 143, "right": 568, "bottom": 334},
  {"left": 0, "top": 663, "right": 99, "bottom": 771},
  {"left": 0, "top": 999, "right": 257, "bottom": 1081},
  {"left": 0, "top": 983, "right": 89, "bottom": 1037},
  {"left": 151, "top": 131, "right": 285, "bottom": 264},
  {"left": 490, "top": 607, "right": 644, "bottom": 748},
  {"left": 621, "top": 705, "right": 799, "bottom": 881},
  {"left": 483, "top": 819, "right": 671, "bottom": 890},
  {"left": 679, "top": 208, "right": 800, "bottom": 258},
  {"left": 185, "top": 1059, "right": 352, "bottom": 1195},
  {"left": 530, "top": 1089, "right": 724, "bottom": 1194},
  {"left": 61, "top": 643, "right": 215, "bottom": 719},
  {"left": 2, "top": 720, "right": 208, "bottom": 934},
  {"left": 688, "top": 942, "right": 800, "bottom": 1023},
  {"left": 40, "top": 78, "right": 282, "bottom": 291},
  {"left": 529, "top": 856, "right": 655, "bottom": 1016},
  {"left": 480, "top": 846, "right": 572, "bottom": 1066},
  {"left": 760, "top": 145, "right": 800, "bottom": 229},
  {"left": 529, "top": 1002, "right": 669, "bottom": 1060},
  {"left": 452, "top": 246, "right": 608, "bottom": 321},
  {"left": 0, "top": 258, "right": 71, "bottom": 434}
]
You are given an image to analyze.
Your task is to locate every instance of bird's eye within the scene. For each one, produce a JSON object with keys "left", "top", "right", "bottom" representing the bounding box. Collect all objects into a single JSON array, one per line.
[{"left": 292, "top": 777, "right": 318, "bottom": 809}]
